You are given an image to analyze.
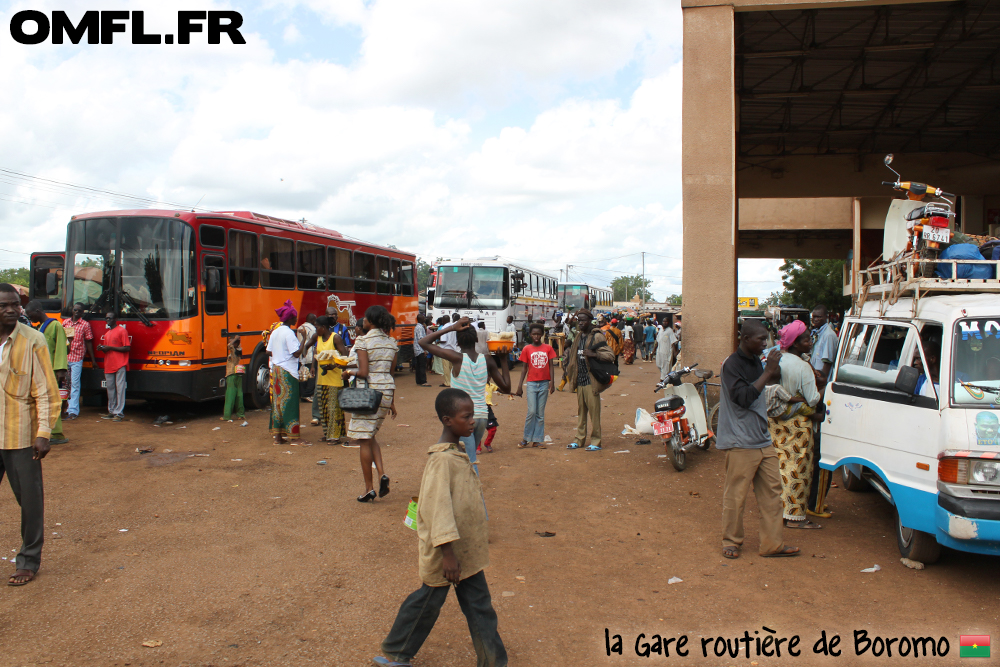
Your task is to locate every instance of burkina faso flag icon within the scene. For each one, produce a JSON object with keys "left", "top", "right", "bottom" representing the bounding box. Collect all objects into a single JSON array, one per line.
[{"left": 960, "top": 635, "right": 990, "bottom": 658}]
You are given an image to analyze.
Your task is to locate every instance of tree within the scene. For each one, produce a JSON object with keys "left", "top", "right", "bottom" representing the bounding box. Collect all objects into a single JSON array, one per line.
[
  {"left": 779, "top": 259, "right": 850, "bottom": 314},
  {"left": 416, "top": 258, "right": 434, "bottom": 294},
  {"left": 666, "top": 294, "right": 682, "bottom": 306},
  {"left": 610, "top": 274, "right": 653, "bottom": 302},
  {"left": 762, "top": 290, "right": 791, "bottom": 307},
  {"left": 0, "top": 267, "right": 29, "bottom": 287}
]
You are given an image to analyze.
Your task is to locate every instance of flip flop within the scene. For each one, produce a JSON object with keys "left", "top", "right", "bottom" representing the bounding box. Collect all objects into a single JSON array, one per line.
[
  {"left": 517, "top": 441, "right": 530, "bottom": 449},
  {"left": 372, "top": 657, "right": 412, "bottom": 667},
  {"left": 806, "top": 509, "right": 832, "bottom": 519},
  {"left": 785, "top": 520, "right": 822, "bottom": 529},
  {"left": 722, "top": 546, "right": 740, "bottom": 559},
  {"left": 566, "top": 442, "right": 583, "bottom": 449},
  {"left": 585, "top": 445, "right": 602, "bottom": 451},
  {"left": 761, "top": 546, "right": 801, "bottom": 557},
  {"left": 8, "top": 570, "right": 35, "bottom": 586}
]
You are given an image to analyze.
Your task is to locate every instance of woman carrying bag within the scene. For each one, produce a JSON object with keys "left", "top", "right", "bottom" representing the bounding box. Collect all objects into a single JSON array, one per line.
[{"left": 342, "top": 305, "right": 398, "bottom": 503}]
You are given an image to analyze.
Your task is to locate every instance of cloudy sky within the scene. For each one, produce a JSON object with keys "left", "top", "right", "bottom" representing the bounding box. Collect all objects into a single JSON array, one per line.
[{"left": 0, "top": 0, "right": 783, "bottom": 301}]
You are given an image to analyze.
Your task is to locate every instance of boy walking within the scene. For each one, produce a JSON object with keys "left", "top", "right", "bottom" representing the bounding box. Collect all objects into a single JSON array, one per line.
[
  {"left": 515, "top": 322, "right": 556, "bottom": 448},
  {"left": 374, "top": 388, "right": 507, "bottom": 667}
]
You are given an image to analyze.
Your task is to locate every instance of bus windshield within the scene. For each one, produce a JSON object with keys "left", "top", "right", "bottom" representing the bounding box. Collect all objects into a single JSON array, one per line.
[
  {"left": 435, "top": 265, "right": 471, "bottom": 308},
  {"left": 952, "top": 318, "right": 1000, "bottom": 406},
  {"left": 560, "top": 284, "right": 588, "bottom": 311},
  {"left": 67, "top": 216, "right": 197, "bottom": 319},
  {"left": 471, "top": 267, "right": 507, "bottom": 309}
]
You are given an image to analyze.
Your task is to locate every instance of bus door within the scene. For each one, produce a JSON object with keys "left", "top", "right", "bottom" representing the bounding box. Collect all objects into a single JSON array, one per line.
[{"left": 202, "top": 254, "right": 229, "bottom": 375}]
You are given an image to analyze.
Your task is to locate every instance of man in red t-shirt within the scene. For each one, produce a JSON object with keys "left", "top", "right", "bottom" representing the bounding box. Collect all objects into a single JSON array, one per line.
[
  {"left": 98, "top": 312, "right": 130, "bottom": 422},
  {"left": 515, "top": 323, "right": 557, "bottom": 448}
]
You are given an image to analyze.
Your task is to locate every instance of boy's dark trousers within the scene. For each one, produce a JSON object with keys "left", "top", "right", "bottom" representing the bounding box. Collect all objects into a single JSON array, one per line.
[
  {"left": 414, "top": 351, "right": 427, "bottom": 386},
  {"left": 0, "top": 448, "right": 44, "bottom": 572},
  {"left": 381, "top": 570, "right": 507, "bottom": 667}
]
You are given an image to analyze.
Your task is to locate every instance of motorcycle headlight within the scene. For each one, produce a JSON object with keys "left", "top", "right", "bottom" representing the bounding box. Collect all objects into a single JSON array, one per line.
[{"left": 971, "top": 460, "right": 1000, "bottom": 486}]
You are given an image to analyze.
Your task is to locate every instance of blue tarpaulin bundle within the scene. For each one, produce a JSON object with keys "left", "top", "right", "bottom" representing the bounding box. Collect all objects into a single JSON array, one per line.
[{"left": 935, "top": 243, "right": 996, "bottom": 279}]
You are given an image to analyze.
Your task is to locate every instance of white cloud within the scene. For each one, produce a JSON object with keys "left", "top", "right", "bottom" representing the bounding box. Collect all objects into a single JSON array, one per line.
[{"left": 282, "top": 24, "right": 302, "bottom": 43}]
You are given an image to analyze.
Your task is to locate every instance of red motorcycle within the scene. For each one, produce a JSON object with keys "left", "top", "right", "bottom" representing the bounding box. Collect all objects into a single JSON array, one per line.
[{"left": 652, "top": 364, "right": 711, "bottom": 471}]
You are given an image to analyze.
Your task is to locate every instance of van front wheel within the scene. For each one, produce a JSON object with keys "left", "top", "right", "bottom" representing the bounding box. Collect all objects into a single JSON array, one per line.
[{"left": 896, "top": 512, "right": 941, "bottom": 564}]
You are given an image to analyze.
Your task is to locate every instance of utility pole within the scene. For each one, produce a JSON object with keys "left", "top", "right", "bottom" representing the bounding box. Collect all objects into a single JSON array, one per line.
[{"left": 641, "top": 252, "right": 646, "bottom": 306}]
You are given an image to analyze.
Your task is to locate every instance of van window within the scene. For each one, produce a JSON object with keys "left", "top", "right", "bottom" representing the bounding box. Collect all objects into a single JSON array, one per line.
[
  {"left": 951, "top": 318, "right": 1000, "bottom": 405},
  {"left": 836, "top": 323, "right": 911, "bottom": 390}
]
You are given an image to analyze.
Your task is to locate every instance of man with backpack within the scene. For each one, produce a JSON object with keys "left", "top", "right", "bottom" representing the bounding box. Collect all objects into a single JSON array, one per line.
[{"left": 561, "top": 310, "right": 616, "bottom": 451}]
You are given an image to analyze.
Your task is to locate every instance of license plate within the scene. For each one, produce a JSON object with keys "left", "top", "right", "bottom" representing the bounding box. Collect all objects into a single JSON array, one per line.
[
  {"left": 653, "top": 420, "right": 673, "bottom": 435},
  {"left": 923, "top": 226, "right": 949, "bottom": 243}
]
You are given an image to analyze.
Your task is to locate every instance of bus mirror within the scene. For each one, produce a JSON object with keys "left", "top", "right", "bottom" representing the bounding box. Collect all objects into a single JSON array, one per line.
[
  {"left": 894, "top": 365, "right": 919, "bottom": 395},
  {"left": 207, "top": 268, "right": 221, "bottom": 293},
  {"left": 45, "top": 272, "right": 58, "bottom": 295}
]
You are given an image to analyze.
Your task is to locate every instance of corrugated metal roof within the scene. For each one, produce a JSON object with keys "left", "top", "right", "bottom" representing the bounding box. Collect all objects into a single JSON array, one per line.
[{"left": 737, "top": 0, "right": 1000, "bottom": 157}]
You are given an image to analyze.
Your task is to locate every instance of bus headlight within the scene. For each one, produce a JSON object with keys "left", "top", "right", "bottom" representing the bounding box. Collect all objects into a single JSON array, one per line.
[{"left": 971, "top": 460, "right": 1000, "bottom": 486}]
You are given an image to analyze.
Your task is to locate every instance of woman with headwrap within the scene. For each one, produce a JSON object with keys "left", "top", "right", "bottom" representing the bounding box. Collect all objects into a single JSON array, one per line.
[
  {"left": 768, "top": 319, "right": 824, "bottom": 529},
  {"left": 267, "top": 300, "right": 302, "bottom": 444}
]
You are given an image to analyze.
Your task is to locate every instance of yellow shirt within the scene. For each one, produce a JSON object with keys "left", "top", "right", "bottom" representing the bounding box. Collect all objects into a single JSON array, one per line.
[
  {"left": 315, "top": 334, "right": 343, "bottom": 387},
  {"left": 417, "top": 443, "right": 490, "bottom": 586},
  {"left": 0, "top": 323, "right": 61, "bottom": 446}
]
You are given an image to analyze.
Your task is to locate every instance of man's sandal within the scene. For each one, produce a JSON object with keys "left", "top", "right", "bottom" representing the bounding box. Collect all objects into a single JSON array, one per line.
[
  {"left": 8, "top": 570, "right": 35, "bottom": 586},
  {"left": 722, "top": 546, "right": 740, "bottom": 559},
  {"left": 517, "top": 440, "right": 529, "bottom": 449},
  {"left": 566, "top": 442, "right": 583, "bottom": 449},
  {"left": 785, "top": 520, "right": 822, "bottom": 529},
  {"left": 761, "top": 546, "right": 801, "bottom": 557}
]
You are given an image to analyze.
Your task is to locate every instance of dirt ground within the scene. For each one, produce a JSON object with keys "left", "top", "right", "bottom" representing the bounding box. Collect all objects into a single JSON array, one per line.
[{"left": 0, "top": 359, "right": 996, "bottom": 667}]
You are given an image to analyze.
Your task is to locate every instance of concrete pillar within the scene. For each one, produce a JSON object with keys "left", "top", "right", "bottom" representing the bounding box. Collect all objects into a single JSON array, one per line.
[{"left": 682, "top": 4, "right": 736, "bottom": 374}]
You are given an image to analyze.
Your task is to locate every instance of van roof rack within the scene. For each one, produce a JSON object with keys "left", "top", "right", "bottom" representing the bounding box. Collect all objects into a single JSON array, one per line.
[{"left": 854, "top": 254, "right": 1000, "bottom": 313}]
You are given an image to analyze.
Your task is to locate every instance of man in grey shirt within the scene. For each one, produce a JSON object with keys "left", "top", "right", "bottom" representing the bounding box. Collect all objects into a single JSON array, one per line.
[{"left": 716, "top": 320, "right": 800, "bottom": 559}]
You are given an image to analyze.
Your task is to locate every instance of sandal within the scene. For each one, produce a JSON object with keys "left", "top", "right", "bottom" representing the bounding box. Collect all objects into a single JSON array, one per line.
[
  {"left": 722, "top": 546, "right": 740, "bottom": 560},
  {"left": 585, "top": 445, "right": 602, "bottom": 451},
  {"left": 761, "top": 546, "right": 801, "bottom": 557},
  {"left": 785, "top": 519, "right": 822, "bottom": 529},
  {"left": 566, "top": 442, "right": 583, "bottom": 449},
  {"left": 806, "top": 509, "right": 832, "bottom": 519},
  {"left": 8, "top": 570, "right": 35, "bottom": 586},
  {"left": 517, "top": 441, "right": 530, "bottom": 449}
]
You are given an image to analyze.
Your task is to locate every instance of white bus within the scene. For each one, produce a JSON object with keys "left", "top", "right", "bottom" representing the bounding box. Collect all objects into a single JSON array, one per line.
[
  {"left": 428, "top": 258, "right": 558, "bottom": 339},
  {"left": 557, "top": 282, "right": 613, "bottom": 314}
]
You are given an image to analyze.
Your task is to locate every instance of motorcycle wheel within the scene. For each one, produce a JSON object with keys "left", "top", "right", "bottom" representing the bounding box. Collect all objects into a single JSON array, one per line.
[{"left": 667, "top": 430, "right": 686, "bottom": 471}]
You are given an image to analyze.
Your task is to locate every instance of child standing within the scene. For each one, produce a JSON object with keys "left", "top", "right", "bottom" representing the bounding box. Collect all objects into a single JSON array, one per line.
[
  {"left": 222, "top": 335, "right": 245, "bottom": 421},
  {"left": 374, "top": 388, "right": 507, "bottom": 667},
  {"left": 515, "top": 322, "right": 556, "bottom": 448}
]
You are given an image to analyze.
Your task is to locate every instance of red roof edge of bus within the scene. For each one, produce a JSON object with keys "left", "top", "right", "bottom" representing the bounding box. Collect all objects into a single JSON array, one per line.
[{"left": 211, "top": 211, "right": 344, "bottom": 239}]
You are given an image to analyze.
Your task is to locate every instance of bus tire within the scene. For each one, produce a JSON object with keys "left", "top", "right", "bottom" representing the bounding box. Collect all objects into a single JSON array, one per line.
[
  {"left": 248, "top": 349, "right": 271, "bottom": 410},
  {"left": 896, "top": 511, "right": 941, "bottom": 564},
  {"left": 840, "top": 465, "right": 870, "bottom": 492}
]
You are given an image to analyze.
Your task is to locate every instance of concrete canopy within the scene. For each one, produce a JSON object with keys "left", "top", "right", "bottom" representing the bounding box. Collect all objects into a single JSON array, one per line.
[{"left": 681, "top": 0, "right": 1000, "bottom": 372}]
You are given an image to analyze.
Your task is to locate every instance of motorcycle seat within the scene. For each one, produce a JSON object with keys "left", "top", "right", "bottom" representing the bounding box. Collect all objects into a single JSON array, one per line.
[{"left": 693, "top": 369, "right": 714, "bottom": 379}]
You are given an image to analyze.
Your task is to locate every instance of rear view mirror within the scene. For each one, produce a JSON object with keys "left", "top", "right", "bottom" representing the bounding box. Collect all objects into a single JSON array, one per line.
[{"left": 895, "top": 365, "right": 920, "bottom": 395}]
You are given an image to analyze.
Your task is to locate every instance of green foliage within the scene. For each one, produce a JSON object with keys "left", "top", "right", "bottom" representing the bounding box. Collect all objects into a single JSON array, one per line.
[
  {"left": 610, "top": 274, "right": 653, "bottom": 302},
  {"left": 0, "top": 267, "right": 29, "bottom": 287},
  {"left": 779, "top": 259, "right": 850, "bottom": 314},
  {"left": 762, "top": 290, "right": 791, "bottom": 307},
  {"left": 666, "top": 294, "right": 682, "bottom": 306},
  {"left": 416, "top": 258, "right": 434, "bottom": 293}
]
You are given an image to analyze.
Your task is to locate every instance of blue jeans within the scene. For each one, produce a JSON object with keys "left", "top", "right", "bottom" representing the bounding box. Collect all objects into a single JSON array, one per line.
[
  {"left": 523, "top": 381, "right": 549, "bottom": 443},
  {"left": 67, "top": 360, "right": 83, "bottom": 417},
  {"left": 460, "top": 418, "right": 488, "bottom": 474}
]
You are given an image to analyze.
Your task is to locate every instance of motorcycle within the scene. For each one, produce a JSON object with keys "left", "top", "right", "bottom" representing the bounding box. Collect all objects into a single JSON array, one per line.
[
  {"left": 882, "top": 154, "right": 956, "bottom": 278},
  {"left": 652, "top": 363, "right": 713, "bottom": 471}
]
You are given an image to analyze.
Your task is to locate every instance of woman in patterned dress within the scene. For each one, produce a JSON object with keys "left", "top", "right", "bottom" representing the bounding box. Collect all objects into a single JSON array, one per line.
[
  {"left": 343, "top": 305, "right": 398, "bottom": 502},
  {"left": 769, "top": 320, "right": 824, "bottom": 529},
  {"left": 314, "top": 316, "right": 350, "bottom": 444}
]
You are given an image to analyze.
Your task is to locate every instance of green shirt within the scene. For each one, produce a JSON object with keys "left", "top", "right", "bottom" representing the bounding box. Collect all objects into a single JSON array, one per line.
[{"left": 37, "top": 319, "right": 68, "bottom": 372}]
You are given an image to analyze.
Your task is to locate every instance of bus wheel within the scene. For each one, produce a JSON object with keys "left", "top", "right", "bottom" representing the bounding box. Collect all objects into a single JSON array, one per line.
[
  {"left": 249, "top": 351, "right": 271, "bottom": 410},
  {"left": 896, "top": 511, "right": 941, "bottom": 564},
  {"left": 840, "top": 465, "right": 870, "bottom": 492}
]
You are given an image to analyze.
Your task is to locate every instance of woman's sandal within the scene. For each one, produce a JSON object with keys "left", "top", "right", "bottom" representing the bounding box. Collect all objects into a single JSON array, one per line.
[
  {"left": 357, "top": 490, "right": 377, "bottom": 503},
  {"left": 806, "top": 509, "right": 832, "bottom": 519},
  {"left": 785, "top": 519, "right": 822, "bottom": 529},
  {"left": 517, "top": 441, "right": 529, "bottom": 449},
  {"left": 722, "top": 546, "right": 740, "bottom": 559}
]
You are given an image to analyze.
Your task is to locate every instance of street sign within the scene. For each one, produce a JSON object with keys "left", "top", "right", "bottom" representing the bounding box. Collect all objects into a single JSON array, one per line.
[{"left": 738, "top": 297, "right": 758, "bottom": 309}]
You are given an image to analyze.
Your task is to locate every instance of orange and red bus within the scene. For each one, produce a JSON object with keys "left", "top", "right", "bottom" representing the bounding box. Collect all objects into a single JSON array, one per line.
[{"left": 43, "top": 209, "right": 418, "bottom": 408}]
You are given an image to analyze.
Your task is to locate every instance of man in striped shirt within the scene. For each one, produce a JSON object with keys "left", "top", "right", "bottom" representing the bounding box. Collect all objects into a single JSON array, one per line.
[{"left": 0, "top": 284, "right": 61, "bottom": 585}]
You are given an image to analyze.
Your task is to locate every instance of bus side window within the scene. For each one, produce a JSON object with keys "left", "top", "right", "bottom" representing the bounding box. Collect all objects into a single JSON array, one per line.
[
  {"left": 390, "top": 259, "right": 402, "bottom": 295},
  {"left": 355, "top": 252, "right": 375, "bottom": 293},
  {"left": 377, "top": 256, "right": 392, "bottom": 295},
  {"left": 296, "top": 241, "right": 325, "bottom": 291},
  {"left": 399, "top": 261, "right": 414, "bottom": 297},
  {"left": 329, "top": 247, "right": 352, "bottom": 292},
  {"left": 228, "top": 230, "right": 258, "bottom": 288},
  {"left": 260, "top": 236, "right": 295, "bottom": 289},
  {"left": 204, "top": 255, "right": 226, "bottom": 315}
]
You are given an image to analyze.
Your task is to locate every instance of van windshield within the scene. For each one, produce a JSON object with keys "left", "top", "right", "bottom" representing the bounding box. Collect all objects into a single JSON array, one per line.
[{"left": 952, "top": 318, "right": 1000, "bottom": 405}]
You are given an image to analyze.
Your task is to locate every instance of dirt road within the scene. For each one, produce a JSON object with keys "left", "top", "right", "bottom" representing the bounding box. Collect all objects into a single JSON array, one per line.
[{"left": 0, "top": 360, "right": 995, "bottom": 666}]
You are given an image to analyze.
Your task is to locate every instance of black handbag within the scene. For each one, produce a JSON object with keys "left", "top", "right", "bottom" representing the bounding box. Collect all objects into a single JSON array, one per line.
[
  {"left": 338, "top": 377, "right": 384, "bottom": 414},
  {"left": 585, "top": 336, "right": 619, "bottom": 385}
]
